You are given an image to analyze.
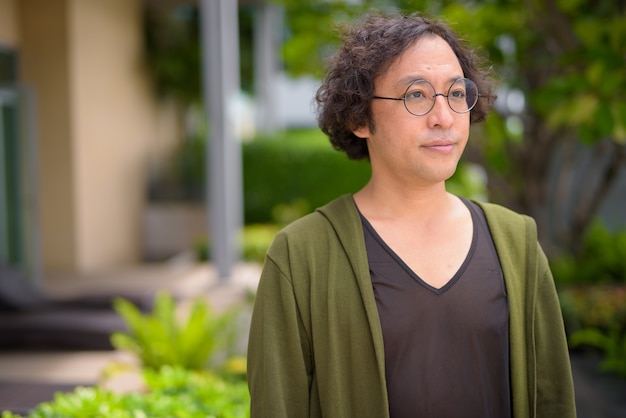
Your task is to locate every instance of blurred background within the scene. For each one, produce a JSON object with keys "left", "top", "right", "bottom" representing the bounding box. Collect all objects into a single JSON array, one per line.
[{"left": 0, "top": 0, "right": 625, "bottom": 416}]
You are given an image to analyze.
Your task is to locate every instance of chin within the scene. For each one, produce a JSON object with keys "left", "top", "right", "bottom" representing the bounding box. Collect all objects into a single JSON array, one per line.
[{"left": 428, "top": 167, "right": 460, "bottom": 185}]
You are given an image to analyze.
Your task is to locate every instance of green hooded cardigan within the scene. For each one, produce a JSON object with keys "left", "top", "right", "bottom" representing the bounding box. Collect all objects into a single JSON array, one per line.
[{"left": 248, "top": 195, "right": 576, "bottom": 418}]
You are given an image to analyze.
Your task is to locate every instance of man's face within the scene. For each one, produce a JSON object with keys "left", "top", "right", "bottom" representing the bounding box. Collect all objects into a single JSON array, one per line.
[{"left": 353, "top": 35, "right": 471, "bottom": 189}]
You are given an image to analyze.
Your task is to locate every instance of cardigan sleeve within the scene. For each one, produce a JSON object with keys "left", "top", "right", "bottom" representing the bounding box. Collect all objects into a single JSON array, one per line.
[
  {"left": 478, "top": 201, "right": 577, "bottom": 417},
  {"left": 533, "top": 243, "right": 577, "bottom": 418},
  {"left": 247, "top": 249, "right": 313, "bottom": 418}
]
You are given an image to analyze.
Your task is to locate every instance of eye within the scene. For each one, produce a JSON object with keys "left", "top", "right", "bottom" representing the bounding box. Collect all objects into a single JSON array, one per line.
[
  {"left": 405, "top": 89, "right": 427, "bottom": 100},
  {"left": 449, "top": 89, "right": 467, "bottom": 100}
]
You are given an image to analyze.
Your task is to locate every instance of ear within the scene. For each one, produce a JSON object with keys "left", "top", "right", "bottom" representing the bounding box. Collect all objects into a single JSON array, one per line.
[{"left": 352, "top": 123, "right": 371, "bottom": 139}]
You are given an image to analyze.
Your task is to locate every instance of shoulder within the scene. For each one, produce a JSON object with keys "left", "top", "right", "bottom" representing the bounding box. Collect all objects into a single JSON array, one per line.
[
  {"left": 474, "top": 201, "right": 539, "bottom": 265},
  {"left": 473, "top": 202, "right": 551, "bottom": 295},
  {"left": 475, "top": 200, "right": 529, "bottom": 221},
  {"left": 278, "top": 195, "right": 354, "bottom": 234},
  {"left": 264, "top": 195, "right": 362, "bottom": 282},
  {"left": 268, "top": 194, "right": 358, "bottom": 253},
  {"left": 474, "top": 200, "right": 536, "bottom": 236}
]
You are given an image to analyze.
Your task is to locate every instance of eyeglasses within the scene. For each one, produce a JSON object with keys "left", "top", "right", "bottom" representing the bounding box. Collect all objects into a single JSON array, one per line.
[{"left": 372, "top": 78, "right": 479, "bottom": 116}]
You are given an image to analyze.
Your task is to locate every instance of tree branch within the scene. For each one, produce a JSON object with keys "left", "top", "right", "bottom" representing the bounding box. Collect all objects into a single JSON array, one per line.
[{"left": 570, "top": 140, "right": 626, "bottom": 253}]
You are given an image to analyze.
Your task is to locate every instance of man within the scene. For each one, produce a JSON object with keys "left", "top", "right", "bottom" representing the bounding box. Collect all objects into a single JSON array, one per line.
[{"left": 247, "top": 12, "right": 576, "bottom": 418}]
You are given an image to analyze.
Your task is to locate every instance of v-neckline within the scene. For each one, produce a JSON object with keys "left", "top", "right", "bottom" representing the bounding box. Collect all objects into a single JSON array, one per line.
[{"left": 358, "top": 197, "right": 478, "bottom": 295}]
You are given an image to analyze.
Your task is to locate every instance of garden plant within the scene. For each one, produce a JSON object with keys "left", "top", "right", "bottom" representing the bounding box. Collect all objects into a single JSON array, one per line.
[{"left": 1, "top": 292, "right": 250, "bottom": 418}]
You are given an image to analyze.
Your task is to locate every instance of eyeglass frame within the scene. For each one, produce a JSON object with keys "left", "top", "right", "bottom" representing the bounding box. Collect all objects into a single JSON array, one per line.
[{"left": 372, "top": 78, "right": 480, "bottom": 116}]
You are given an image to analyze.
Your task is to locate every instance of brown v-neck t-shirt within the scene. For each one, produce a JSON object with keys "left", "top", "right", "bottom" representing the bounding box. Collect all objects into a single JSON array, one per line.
[{"left": 359, "top": 197, "right": 511, "bottom": 418}]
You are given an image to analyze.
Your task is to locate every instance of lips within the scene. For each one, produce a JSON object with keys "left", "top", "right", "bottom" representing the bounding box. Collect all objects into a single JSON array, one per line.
[{"left": 421, "top": 140, "right": 456, "bottom": 154}]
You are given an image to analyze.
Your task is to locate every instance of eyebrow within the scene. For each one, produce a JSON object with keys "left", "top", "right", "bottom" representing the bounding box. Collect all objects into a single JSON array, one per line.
[{"left": 395, "top": 75, "right": 463, "bottom": 89}]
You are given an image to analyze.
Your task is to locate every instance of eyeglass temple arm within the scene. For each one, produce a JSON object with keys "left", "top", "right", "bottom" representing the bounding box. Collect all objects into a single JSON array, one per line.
[{"left": 372, "top": 96, "right": 405, "bottom": 101}]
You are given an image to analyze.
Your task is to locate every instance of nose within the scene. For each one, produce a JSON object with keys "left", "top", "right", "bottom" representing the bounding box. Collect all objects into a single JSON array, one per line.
[{"left": 427, "top": 94, "right": 454, "bottom": 129}]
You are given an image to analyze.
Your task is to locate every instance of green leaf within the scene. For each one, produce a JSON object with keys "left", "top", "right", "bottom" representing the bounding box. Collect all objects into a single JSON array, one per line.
[
  {"left": 19, "top": 367, "right": 250, "bottom": 417},
  {"left": 569, "top": 327, "right": 610, "bottom": 349},
  {"left": 111, "top": 291, "right": 243, "bottom": 371}
]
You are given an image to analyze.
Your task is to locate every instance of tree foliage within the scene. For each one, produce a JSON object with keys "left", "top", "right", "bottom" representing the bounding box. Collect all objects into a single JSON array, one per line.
[
  {"left": 142, "top": 2, "right": 256, "bottom": 103},
  {"left": 277, "top": 0, "right": 626, "bottom": 256},
  {"left": 143, "top": 3, "right": 202, "bottom": 104}
]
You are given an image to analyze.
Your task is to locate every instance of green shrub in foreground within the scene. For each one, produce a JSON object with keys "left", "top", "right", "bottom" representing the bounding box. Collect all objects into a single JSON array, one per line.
[
  {"left": 111, "top": 291, "right": 241, "bottom": 370},
  {"left": 1, "top": 366, "right": 250, "bottom": 418}
]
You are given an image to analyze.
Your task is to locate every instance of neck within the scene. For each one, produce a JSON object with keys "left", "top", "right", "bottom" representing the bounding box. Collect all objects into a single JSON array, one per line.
[{"left": 353, "top": 178, "right": 455, "bottom": 221}]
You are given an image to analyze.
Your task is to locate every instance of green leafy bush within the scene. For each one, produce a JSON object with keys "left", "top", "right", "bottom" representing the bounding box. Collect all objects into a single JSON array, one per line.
[
  {"left": 240, "top": 223, "right": 282, "bottom": 264},
  {"left": 243, "top": 129, "right": 485, "bottom": 223},
  {"left": 1, "top": 294, "right": 251, "bottom": 417},
  {"left": 551, "top": 221, "right": 626, "bottom": 286},
  {"left": 111, "top": 291, "right": 240, "bottom": 370},
  {"left": 242, "top": 129, "right": 371, "bottom": 223},
  {"left": 569, "top": 325, "right": 626, "bottom": 378},
  {"left": 560, "top": 284, "right": 626, "bottom": 377},
  {"left": 559, "top": 284, "right": 626, "bottom": 333},
  {"left": 2, "top": 366, "right": 250, "bottom": 418},
  {"left": 193, "top": 223, "right": 281, "bottom": 263},
  {"left": 553, "top": 221, "right": 626, "bottom": 377}
]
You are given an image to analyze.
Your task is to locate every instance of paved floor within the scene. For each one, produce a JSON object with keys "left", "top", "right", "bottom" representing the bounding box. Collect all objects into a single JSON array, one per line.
[{"left": 570, "top": 352, "right": 626, "bottom": 418}]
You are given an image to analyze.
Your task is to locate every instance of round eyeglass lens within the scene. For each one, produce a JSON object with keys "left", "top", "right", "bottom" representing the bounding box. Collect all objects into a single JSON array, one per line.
[
  {"left": 448, "top": 78, "right": 478, "bottom": 114},
  {"left": 404, "top": 80, "right": 436, "bottom": 116}
]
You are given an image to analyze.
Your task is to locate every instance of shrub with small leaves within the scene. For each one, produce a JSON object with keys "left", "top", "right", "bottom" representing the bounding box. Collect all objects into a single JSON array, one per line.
[
  {"left": 111, "top": 291, "right": 240, "bottom": 370},
  {"left": 1, "top": 366, "right": 250, "bottom": 418}
]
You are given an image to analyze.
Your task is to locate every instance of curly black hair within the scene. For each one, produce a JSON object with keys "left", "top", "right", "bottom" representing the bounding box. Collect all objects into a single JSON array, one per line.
[{"left": 315, "top": 12, "right": 496, "bottom": 160}]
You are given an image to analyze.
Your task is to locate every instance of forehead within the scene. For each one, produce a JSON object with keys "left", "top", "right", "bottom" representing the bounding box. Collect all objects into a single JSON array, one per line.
[{"left": 380, "top": 35, "right": 463, "bottom": 89}]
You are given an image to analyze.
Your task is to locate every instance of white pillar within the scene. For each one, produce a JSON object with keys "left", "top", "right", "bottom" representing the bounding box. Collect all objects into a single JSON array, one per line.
[
  {"left": 254, "top": 3, "right": 283, "bottom": 133},
  {"left": 199, "top": 0, "right": 243, "bottom": 280}
]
